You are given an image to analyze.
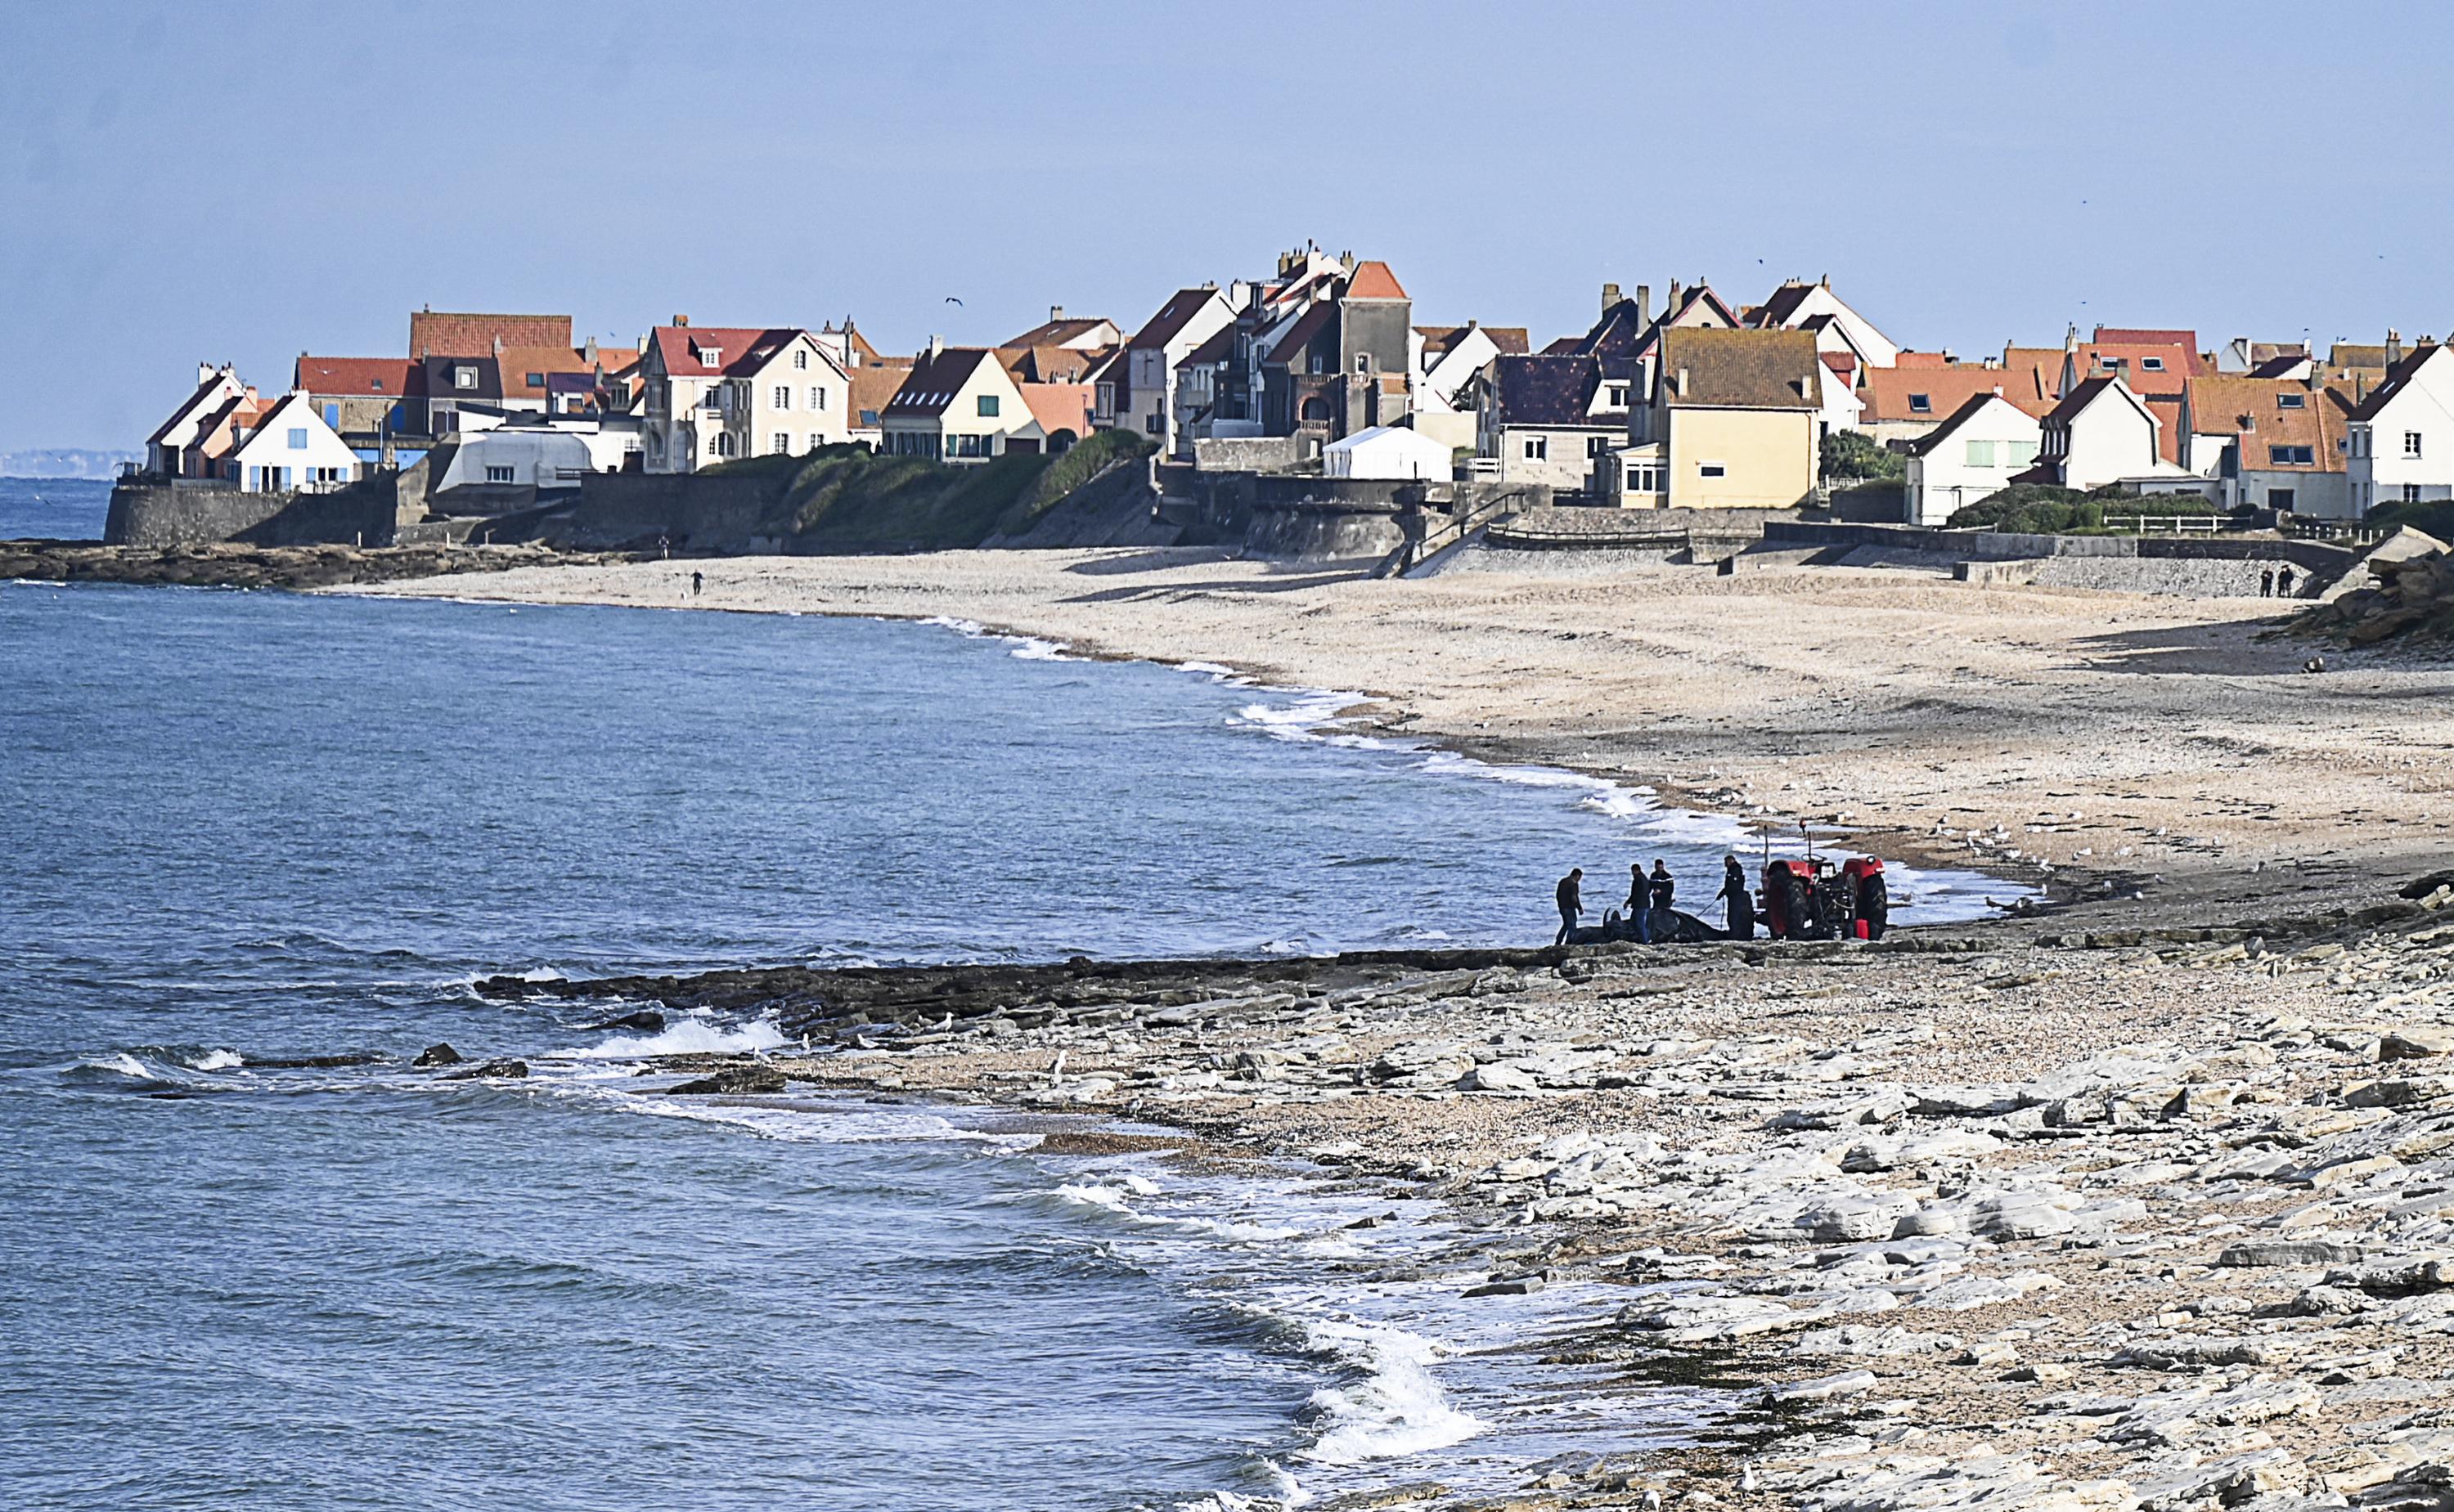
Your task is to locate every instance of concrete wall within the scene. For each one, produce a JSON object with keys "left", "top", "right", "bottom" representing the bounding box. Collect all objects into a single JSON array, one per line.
[
  {"left": 1193, "top": 436, "right": 1306, "bottom": 473},
  {"left": 104, "top": 478, "right": 402, "bottom": 547}
]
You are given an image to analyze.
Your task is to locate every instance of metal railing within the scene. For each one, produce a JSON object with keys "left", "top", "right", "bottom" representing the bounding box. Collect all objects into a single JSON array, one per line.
[{"left": 2101, "top": 514, "right": 2223, "bottom": 536}]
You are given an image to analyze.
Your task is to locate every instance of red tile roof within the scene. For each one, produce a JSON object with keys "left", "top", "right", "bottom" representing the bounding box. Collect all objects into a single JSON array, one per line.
[
  {"left": 295, "top": 357, "right": 421, "bottom": 397},
  {"left": 648, "top": 326, "right": 807, "bottom": 379},
  {"left": 2094, "top": 327, "right": 2198, "bottom": 355},
  {"left": 1018, "top": 382, "right": 1094, "bottom": 442},
  {"left": 1344, "top": 261, "right": 1409, "bottom": 301},
  {"left": 1860, "top": 364, "right": 2055, "bottom": 424},
  {"left": 409, "top": 311, "right": 572, "bottom": 359}
]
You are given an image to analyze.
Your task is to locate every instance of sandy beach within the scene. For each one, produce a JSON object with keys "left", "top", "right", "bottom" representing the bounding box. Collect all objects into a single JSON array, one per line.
[{"left": 362, "top": 548, "right": 2454, "bottom": 903}]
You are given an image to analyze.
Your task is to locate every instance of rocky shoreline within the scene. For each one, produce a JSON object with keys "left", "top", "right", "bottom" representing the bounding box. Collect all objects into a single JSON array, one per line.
[
  {"left": 461, "top": 867, "right": 2454, "bottom": 1511},
  {"left": 0, "top": 539, "right": 636, "bottom": 590}
]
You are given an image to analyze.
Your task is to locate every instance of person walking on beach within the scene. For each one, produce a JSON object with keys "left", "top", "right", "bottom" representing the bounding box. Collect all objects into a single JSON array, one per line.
[
  {"left": 692, "top": 570, "right": 703, "bottom": 597},
  {"left": 2260, "top": 568, "right": 2275, "bottom": 598},
  {"left": 1554, "top": 868, "right": 1584, "bottom": 946},
  {"left": 1717, "top": 855, "right": 1755, "bottom": 940},
  {"left": 1625, "top": 863, "right": 1652, "bottom": 944},
  {"left": 2278, "top": 565, "right": 2297, "bottom": 598}
]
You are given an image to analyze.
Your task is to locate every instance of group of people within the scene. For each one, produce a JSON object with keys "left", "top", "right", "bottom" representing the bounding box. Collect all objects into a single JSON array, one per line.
[
  {"left": 2259, "top": 565, "right": 2299, "bottom": 598},
  {"left": 1553, "top": 855, "right": 1757, "bottom": 945}
]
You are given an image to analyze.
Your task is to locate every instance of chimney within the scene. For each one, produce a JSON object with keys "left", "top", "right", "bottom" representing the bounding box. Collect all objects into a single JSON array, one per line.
[
  {"left": 2387, "top": 328, "right": 2402, "bottom": 364},
  {"left": 1820, "top": 272, "right": 1830, "bottom": 287},
  {"left": 927, "top": 334, "right": 945, "bottom": 359},
  {"left": 1668, "top": 279, "right": 1684, "bottom": 311},
  {"left": 1602, "top": 281, "right": 1621, "bottom": 316},
  {"left": 1049, "top": 304, "right": 1064, "bottom": 322},
  {"left": 674, "top": 314, "right": 690, "bottom": 328},
  {"left": 199, "top": 361, "right": 216, "bottom": 386}
]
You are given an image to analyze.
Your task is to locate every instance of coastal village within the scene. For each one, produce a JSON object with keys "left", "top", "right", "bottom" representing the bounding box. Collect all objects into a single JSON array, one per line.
[{"left": 118, "top": 247, "right": 2454, "bottom": 568}]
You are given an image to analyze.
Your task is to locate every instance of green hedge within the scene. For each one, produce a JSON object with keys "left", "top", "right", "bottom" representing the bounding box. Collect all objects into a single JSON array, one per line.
[{"left": 1947, "top": 482, "right": 2227, "bottom": 534}]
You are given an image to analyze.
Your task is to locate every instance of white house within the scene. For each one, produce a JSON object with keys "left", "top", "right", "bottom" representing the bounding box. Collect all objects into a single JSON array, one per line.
[
  {"left": 1117, "top": 285, "right": 1238, "bottom": 451},
  {"left": 637, "top": 324, "right": 852, "bottom": 474},
  {"left": 879, "top": 344, "right": 1067, "bottom": 463},
  {"left": 145, "top": 364, "right": 250, "bottom": 475},
  {"left": 1324, "top": 424, "right": 1453, "bottom": 480},
  {"left": 2019, "top": 376, "right": 2164, "bottom": 492},
  {"left": 225, "top": 391, "right": 360, "bottom": 493},
  {"left": 1903, "top": 394, "right": 2043, "bottom": 525},
  {"left": 2348, "top": 341, "right": 2454, "bottom": 515},
  {"left": 1749, "top": 278, "right": 1901, "bottom": 369}
]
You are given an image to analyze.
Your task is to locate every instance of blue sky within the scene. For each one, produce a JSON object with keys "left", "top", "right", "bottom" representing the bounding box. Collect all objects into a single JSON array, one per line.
[{"left": 3, "top": 0, "right": 2449, "bottom": 451}]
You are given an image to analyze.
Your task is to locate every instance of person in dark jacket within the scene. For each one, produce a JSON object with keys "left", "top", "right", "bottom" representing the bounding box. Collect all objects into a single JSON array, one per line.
[
  {"left": 1716, "top": 855, "right": 1755, "bottom": 940},
  {"left": 1625, "top": 863, "right": 1652, "bottom": 943},
  {"left": 1648, "top": 860, "right": 1676, "bottom": 916},
  {"left": 2277, "top": 565, "right": 2297, "bottom": 597},
  {"left": 1554, "top": 868, "right": 1584, "bottom": 946}
]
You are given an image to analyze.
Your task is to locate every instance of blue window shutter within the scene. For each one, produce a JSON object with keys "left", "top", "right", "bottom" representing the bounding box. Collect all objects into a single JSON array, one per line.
[{"left": 325, "top": 403, "right": 340, "bottom": 426}]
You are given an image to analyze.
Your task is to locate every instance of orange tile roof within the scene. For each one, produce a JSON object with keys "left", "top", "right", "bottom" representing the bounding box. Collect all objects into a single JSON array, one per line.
[
  {"left": 1861, "top": 364, "right": 2054, "bottom": 424},
  {"left": 1345, "top": 260, "right": 1409, "bottom": 300}
]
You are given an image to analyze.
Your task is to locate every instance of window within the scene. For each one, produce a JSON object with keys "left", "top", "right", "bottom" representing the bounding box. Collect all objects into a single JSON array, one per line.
[
  {"left": 810, "top": 387, "right": 826, "bottom": 411},
  {"left": 369, "top": 378, "right": 384, "bottom": 392},
  {"left": 2407, "top": 431, "right": 2425, "bottom": 458},
  {"left": 2407, "top": 484, "right": 2425, "bottom": 504},
  {"left": 1309, "top": 352, "right": 1324, "bottom": 375},
  {"left": 699, "top": 347, "right": 721, "bottom": 369},
  {"left": 2276, "top": 392, "right": 2305, "bottom": 409},
  {"left": 1300, "top": 396, "right": 1330, "bottom": 422},
  {"left": 810, "top": 433, "right": 825, "bottom": 451},
  {"left": 2099, "top": 355, "right": 2124, "bottom": 370},
  {"left": 2142, "top": 357, "right": 2164, "bottom": 371},
  {"left": 1965, "top": 439, "right": 1998, "bottom": 467},
  {"left": 526, "top": 372, "right": 545, "bottom": 388},
  {"left": 772, "top": 432, "right": 789, "bottom": 454},
  {"left": 2269, "top": 445, "right": 2314, "bottom": 465},
  {"left": 1586, "top": 435, "right": 1609, "bottom": 457},
  {"left": 1607, "top": 384, "right": 1629, "bottom": 407},
  {"left": 484, "top": 464, "right": 515, "bottom": 483},
  {"left": 1355, "top": 354, "right": 1372, "bottom": 375},
  {"left": 1523, "top": 436, "right": 1548, "bottom": 460},
  {"left": 775, "top": 385, "right": 792, "bottom": 410},
  {"left": 793, "top": 349, "right": 808, "bottom": 371},
  {"left": 1095, "top": 383, "right": 1115, "bottom": 414},
  {"left": 2006, "top": 439, "right": 2038, "bottom": 466},
  {"left": 323, "top": 403, "right": 341, "bottom": 427},
  {"left": 1699, "top": 461, "right": 1727, "bottom": 478},
  {"left": 2271, "top": 488, "right": 2296, "bottom": 510},
  {"left": 1908, "top": 393, "right": 1931, "bottom": 414},
  {"left": 1146, "top": 413, "right": 1164, "bottom": 434},
  {"left": 286, "top": 428, "right": 308, "bottom": 450},
  {"left": 978, "top": 394, "right": 1000, "bottom": 418},
  {"left": 454, "top": 366, "right": 478, "bottom": 390}
]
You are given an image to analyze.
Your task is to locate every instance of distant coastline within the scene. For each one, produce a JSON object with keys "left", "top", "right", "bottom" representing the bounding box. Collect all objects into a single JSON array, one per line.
[{"left": 1, "top": 449, "right": 138, "bottom": 481}]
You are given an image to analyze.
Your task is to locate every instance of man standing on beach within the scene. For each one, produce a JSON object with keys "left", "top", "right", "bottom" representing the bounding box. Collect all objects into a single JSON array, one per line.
[
  {"left": 1717, "top": 855, "right": 1755, "bottom": 940},
  {"left": 1555, "top": 868, "right": 1584, "bottom": 946},
  {"left": 2260, "top": 568, "right": 2275, "bottom": 598},
  {"left": 1649, "top": 860, "right": 1677, "bottom": 916},
  {"left": 1625, "top": 863, "right": 1652, "bottom": 944},
  {"left": 2278, "top": 565, "right": 2296, "bottom": 597}
]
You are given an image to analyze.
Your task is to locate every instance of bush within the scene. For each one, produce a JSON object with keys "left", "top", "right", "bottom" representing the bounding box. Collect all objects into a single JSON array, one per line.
[
  {"left": 996, "top": 428, "right": 1154, "bottom": 533},
  {"left": 1823, "top": 430, "right": 1904, "bottom": 482},
  {"left": 2367, "top": 499, "right": 2454, "bottom": 541},
  {"left": 1947, "top": 482, "right": 2227, "bottom": 534}
]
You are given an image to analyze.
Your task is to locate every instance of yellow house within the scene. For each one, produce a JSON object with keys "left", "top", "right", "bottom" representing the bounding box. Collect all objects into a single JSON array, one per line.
[{"left": 1611, "top": 327, "right": 1823, "bottom": 509}]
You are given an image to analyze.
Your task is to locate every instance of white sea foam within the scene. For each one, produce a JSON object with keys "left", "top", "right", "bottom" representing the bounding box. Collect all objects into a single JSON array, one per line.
[
  {"left": 1051, "top": 1178, "right": 1304, "bottom": 1243},
  {"left": 920, "top": 613, "right": 1075, "bottom": 662},
  {"left": 91, "top": 1052, "right": 153, "bottom": 1078},
  {"left": 1295, "top": 1317, "right": 1483, "bottom": 1465},
  {"left": 565, "top": 1015, "right": 788, "bottom": 1059},
  {"left": 191, "top": 1049, "right": 243, "bottom": 1071}
]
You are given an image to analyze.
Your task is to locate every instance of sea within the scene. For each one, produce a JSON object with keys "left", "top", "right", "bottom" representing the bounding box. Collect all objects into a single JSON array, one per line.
[{"left": 0, "top": 475, "right": 2015, "bottom": 1509}]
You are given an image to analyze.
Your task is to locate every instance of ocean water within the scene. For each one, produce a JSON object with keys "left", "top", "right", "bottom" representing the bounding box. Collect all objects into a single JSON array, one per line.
[
  {"left": 0, "top": 581, "right": 2012, "bottom": 1509},
  {"left": 0, "top": 474, "right": 111, "bottom": 539}
]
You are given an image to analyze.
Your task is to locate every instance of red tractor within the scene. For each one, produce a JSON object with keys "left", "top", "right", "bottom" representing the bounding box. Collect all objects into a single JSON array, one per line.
[{"left": 1760, "top": 855, "right": 1889, "bottom": 941}]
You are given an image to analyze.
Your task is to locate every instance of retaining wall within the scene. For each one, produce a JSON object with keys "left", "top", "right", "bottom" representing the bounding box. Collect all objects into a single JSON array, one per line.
[{"left": 105, "top": 479, "right": 404, "bottom": 547}]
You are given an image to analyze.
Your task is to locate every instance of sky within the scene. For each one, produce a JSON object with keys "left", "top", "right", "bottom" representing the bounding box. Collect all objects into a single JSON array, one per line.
[{"left": 4, "top": 0, "right": 2452, "bottom": 452}]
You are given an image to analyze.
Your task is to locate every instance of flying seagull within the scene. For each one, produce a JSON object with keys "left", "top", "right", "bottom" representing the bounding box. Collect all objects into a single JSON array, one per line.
[{"left": 944, "top": 295, "right": 964, "bottom": 306}]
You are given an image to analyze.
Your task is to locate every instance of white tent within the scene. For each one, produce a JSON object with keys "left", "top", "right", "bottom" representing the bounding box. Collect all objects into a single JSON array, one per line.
[{"left": 1323, "top": 424, "right": 1454, "bottom": 481}]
